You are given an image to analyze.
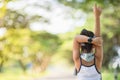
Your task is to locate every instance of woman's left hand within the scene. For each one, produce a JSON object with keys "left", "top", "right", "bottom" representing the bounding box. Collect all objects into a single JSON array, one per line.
[
  {"left": 92, "top": 37, "right": 103, "bottom": 46},
  {"left": 93, "top": 4, "right": 102, "bottom": 17}
]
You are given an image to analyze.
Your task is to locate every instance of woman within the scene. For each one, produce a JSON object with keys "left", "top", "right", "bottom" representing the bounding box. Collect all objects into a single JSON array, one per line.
[{"left": 73, "top": 4, "right": 103, "bottom": 80}]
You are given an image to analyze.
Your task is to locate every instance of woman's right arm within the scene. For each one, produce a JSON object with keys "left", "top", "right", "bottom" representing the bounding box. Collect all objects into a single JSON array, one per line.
[
  {"left": 73, "top": 35, "right": 89, "bottom": 71},
  {"left": 73, "top": 37, "right": 80, "bottom": 71}
]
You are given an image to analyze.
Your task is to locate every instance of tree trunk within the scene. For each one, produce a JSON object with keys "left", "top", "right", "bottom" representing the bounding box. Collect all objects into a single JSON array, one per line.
[
  {"left": 18, "top": 60, "right": 27, "bottom": 72},
  {"left": 0, "top": 60, "right": 4, "bottom": 72}
]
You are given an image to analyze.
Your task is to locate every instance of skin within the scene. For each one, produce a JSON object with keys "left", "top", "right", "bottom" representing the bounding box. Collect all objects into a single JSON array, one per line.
[{"left": 73, "top": 4, "right": 103, "bottom": 72}]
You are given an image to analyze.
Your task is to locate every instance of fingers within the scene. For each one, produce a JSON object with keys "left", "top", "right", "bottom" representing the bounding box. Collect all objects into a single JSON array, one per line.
[
  {"left": 98, "top": 7, "right": 102, "bottom": 12},
  {"left": 97, "top": 37, "right": 103, "bottom": 46},
  {"left": 94, "top": 3, "right": 97, "bottom": 8},
  {"left": 94, "top": 4, "right": 101, "bottom": 10},
  {"left": 93, "top": 4, "right": 96, "bottom": 10},
  {"left": 92, "top": 37, "right": 103, "bottom": 46},
  {"left": 93, "top": 4, "right": 102, "bottom": 16}
]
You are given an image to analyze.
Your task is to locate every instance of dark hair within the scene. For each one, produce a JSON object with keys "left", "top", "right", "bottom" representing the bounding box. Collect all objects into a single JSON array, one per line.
[{"left": 80, "top": 29, "right": 94, "bottom": 53}]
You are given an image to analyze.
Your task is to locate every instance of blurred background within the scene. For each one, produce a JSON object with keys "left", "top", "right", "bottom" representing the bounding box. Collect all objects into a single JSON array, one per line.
[{"left": 0, "top": 0, "right": 120, "bottom": 80}]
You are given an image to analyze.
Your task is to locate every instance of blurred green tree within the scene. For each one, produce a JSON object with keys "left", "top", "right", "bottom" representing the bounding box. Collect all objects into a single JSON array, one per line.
[
  {"left": 0, "top": 0, "right": 61, "bottom": 72},
  {"left": 0, "top": 29, "right": 61, "bottom": 72}
]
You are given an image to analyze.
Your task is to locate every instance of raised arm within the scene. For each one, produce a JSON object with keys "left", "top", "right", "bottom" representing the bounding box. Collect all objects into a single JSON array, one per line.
[
  {"left": 93, "top": 4, "right": 103, "bottom": 71},
  {"left": 73, "top": 35, "right": 90, "bottom": 66},
  {"left": 93, "top": 4, "right": 102, "bottom": 37}
]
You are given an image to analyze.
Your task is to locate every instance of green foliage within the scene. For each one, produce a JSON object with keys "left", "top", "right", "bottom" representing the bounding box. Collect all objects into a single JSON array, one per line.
[
  {"left": 58, "top": 0, "right": 120, "bottom": 11},
  {"left": 30, "top": 31, "right": 61, "bottom": 55},
  {"left": 0, "top": 29, "right": 61, "bottom": 72}
]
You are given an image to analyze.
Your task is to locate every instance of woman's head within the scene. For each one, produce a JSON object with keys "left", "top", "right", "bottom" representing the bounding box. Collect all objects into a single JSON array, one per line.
[
  {"left": 80, "top": 29, "right": 94, "bottom": 37},
  {"left": 80, "top": 29, "right": 94, "bottom": 53}
]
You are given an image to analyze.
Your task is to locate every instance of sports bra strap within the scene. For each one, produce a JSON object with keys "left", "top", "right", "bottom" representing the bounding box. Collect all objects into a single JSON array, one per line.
[
  {"left": 80, "top": 56, "right": 82, "bottom": 65},
  {"left": 94, "top": 57, "right": 95, "bottom": 65}
]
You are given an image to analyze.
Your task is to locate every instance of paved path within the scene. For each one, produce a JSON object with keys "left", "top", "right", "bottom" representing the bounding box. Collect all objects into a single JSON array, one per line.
[
  {"left": 33, "top": 74, "right": 76, "bottom": 80},
  {"left": 34, "top": 74, "right": 77, "bottom": 80},
  {"left": 32, "top": 64, "right": 77, "bottom": 80}
]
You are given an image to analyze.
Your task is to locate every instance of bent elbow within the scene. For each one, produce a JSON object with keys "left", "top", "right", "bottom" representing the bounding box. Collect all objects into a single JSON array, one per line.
[{"left": 73, "top": 35, "right": 80, "bottom": 44}]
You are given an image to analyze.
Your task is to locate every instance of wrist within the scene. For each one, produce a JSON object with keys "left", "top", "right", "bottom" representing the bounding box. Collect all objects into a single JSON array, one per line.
[
  {"left": 91, "top": 38, "right": 95, "bottom": 44},
  {"left": 95, "top": 15, "right": 100, "bottom": 18}
]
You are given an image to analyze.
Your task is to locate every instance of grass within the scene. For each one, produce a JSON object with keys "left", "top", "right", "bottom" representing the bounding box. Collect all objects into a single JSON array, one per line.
[
  {"left": 102, "top": 70, "right": 120, "bottom": 80},
  {"left": 0, "top": 68, "right": 48, "bottom": 80},
  {"left": 0, "top": 72, "right": 48, "bottom": 80}
]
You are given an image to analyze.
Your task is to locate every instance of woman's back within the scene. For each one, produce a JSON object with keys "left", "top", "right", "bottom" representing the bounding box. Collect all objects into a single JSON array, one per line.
[{"left": 77, "top": 58, "right": 102, "bottom": 80}]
